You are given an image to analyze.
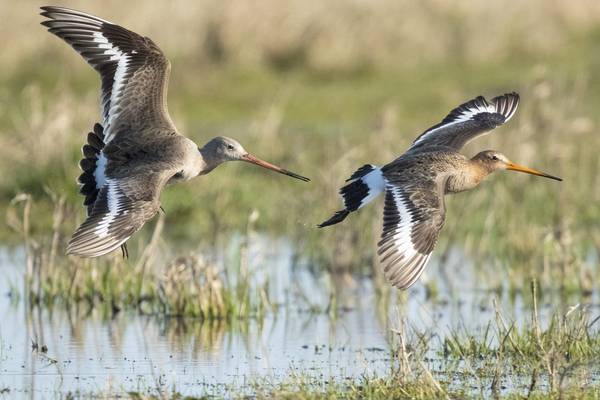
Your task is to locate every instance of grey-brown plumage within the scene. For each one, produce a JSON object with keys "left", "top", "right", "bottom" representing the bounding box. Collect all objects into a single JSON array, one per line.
[
  {"left": 41, "top": 6, "right": 309, "bottom": 258},
  {"left": 320, "top": 92, "right": 561, "bottom": 290}
]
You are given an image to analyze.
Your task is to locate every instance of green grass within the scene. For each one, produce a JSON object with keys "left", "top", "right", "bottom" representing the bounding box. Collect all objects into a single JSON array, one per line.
[
  {"left": 10, "top": 194, "right": 274, "bottom": 320},
  {"left": 4, "top": 59, "right": 599, "bottom": 272},
  {"left": 1, "top": 2, "right": 600, "bottom": 397},
  {"left": 1, "top": 1, "right": 598, "bottom": 331},
  {"left": 247, "top": 284, "right": 600, "bottom": 399}
]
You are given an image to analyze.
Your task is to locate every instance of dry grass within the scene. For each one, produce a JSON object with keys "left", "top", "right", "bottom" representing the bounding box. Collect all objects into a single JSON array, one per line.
[{"left": 4, "top": 0, "right": 600, "bottom": 72}]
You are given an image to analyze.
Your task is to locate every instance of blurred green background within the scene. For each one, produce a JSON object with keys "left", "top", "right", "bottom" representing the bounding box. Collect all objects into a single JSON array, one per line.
[{"left": 1, "top": 0, "right": 599, "bottom": 282}]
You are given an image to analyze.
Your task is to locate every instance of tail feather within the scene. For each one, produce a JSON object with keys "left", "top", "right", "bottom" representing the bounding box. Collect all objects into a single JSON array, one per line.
[
  {"left": 346, "top": 164, "right": 377, "bottom": 182},
  {"left": 318, "top": 210, "right": 350, "bottom": 228},
  {"left": 77, "top": 123, "right": 105, "bottom": 215},
  {"left": 318, "top": 164, "right": 385, "bottom": 228}
]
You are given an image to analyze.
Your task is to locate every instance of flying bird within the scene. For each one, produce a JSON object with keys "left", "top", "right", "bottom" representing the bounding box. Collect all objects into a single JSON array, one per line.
[
  {"left": 41, "top": 6, "right": 309, "bottom": 258},
  {"left": 319, "top": 93, "right": 561, "bottom": 290}
]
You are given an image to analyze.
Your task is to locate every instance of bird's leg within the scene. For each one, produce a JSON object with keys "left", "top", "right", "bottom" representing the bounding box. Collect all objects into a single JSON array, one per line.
[
  {"left": 120, "top": 243, "right": 129, "bottom": 259},
  {"left": 159, "top": 206, "right": 166, "bottom": 214}
]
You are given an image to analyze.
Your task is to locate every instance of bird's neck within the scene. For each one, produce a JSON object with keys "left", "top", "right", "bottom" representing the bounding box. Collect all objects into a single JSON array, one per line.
[
  {"left": 197, "top": 143, "right": 224, "bottom": 175},
  {"left": 445, "top": 160, "right": 490, "bottom": 193},
  {"left": 177, "top": 139, "right": 211, "bottom": 180}
]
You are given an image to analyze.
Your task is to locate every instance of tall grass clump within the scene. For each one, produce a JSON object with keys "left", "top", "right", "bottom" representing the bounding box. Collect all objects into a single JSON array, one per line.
[
  {"left": 438, "top": 281, "right": 600, "bottom": 397},
  {"left": 6, "top": 193, "right": 274, "bottom": 320}
]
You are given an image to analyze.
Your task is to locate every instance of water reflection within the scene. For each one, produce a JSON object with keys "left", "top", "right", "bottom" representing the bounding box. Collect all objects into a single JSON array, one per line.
[{"left": 0, "top": 238, "right": 598, "bottom": 398}]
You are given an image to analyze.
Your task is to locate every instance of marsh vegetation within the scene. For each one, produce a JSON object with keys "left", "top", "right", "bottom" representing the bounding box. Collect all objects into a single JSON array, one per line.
[{"left": 1, "top": 0, "right": 600, "bottom": 398}]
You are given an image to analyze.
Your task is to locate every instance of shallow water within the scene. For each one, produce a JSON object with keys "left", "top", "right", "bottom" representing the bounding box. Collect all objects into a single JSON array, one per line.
[{"left": 0, "top": 238, "right": 598, "bottom": 398}]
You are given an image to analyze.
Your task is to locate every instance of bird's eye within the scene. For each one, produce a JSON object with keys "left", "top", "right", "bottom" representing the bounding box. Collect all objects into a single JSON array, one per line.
[
  {"left": 227, "top": 144, "right": 235, "bottom": 151},
  {"left": 492, "top": 155, "right": 499, "bottom": 161}
]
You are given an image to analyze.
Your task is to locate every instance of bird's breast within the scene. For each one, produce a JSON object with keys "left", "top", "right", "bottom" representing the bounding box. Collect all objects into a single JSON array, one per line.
[{"left": 445, "top": 164, "right": 487, "bottom": 193}]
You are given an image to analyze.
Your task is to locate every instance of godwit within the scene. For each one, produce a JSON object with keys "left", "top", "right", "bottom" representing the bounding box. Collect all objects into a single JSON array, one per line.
[
  {"left": 319, "top": 93, "right": 561, "bottom": 290},
  {"left": 41, "top": 6, "right": 309, "bottom": 258}
]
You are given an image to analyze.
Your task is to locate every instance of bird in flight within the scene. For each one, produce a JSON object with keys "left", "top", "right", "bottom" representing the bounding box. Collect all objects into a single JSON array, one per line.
[
  {"left": 319, "top": 92, "right": 561, "bottom": 290},
  {"left": 41, "top": 6, "right": 309, "bottom": 258}
]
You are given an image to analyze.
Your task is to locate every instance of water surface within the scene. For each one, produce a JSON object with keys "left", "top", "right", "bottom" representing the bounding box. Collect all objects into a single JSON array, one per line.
[{"left": 0, "top": 238, "right": 597, "bottom": 398}]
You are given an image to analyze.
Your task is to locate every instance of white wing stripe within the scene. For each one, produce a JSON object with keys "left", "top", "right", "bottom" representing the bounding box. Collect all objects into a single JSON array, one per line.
[
  {"left": 94, "top": 180, "right": 122, "bottom": 237},
  {"left": 360, "top": 168, "right": 385, "bottom": 207},
  {"left": 92, "top": 31, "right": 130, "bottom": 144},
  {"left": 387, "top": 186, "right": 418, "bottom": 258},
  {"left": 413, "top": 102, "right": 496, "bottom": 146}
]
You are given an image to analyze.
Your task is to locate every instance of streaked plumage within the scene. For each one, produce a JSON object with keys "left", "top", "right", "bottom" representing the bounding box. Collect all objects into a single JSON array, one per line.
[
  {"left": 41, "top": 6, "right": 309, "bottom": 258},
  {"left": 320, "top": 92, "right": 561, "bottom": 290}
]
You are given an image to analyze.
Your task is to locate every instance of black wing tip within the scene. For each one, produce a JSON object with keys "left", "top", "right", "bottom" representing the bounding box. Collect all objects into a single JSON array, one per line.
[
  {"left": 40, "top": 6, "right": 54, "bottom": 15},
  {"left": 492, "top": 91, "right": 520, "bottom": 104},
  {"left": 461, "top": 91, "right": 519, "bottom": 110},
  {"left": 40, "top": 6, "right": 76, "bottom": 28},
  {"left": 491, "top": 91, "right": 520, "bottom": 121},
  {"left": 66, "top": 238, "right": 130, "bottom": 258},
  {"left": 40, "top": 5, "right": 72, "bottom": 19},
  {"left": 40, "top": 6, "right": 109, "bottom": 28},
  {"left": 40, "top": 5, "right": 87, "bottom": 15},
  {"left": 67, "top": 233, "right": 123, "bottom": 258}
]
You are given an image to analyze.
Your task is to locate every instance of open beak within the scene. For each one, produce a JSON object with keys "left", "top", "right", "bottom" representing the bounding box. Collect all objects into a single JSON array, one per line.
[
  {"left": 242, "top": 154, "right": 310, "bottom": 182},
  {"left": 505, "top": 162, "right": 562, "bottom": 181}
]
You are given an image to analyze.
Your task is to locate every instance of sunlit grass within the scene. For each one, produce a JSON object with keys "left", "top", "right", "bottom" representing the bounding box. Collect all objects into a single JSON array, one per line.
[
  {"left": 1, "top": 1, "right": 599, "bottom": 399},
  {"left": 6, "top": 193, "right": 274, "bottom": 320},
  {"left": 2, "top": 61, "right": 598, "bottom": 277},
  {"left": 80, "top": 290, "right": 600, "bottom": 398}
]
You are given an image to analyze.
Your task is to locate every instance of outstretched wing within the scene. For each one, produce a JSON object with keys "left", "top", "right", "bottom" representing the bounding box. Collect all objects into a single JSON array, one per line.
[
  {"left": 409, "top": 92, "right": 519, "bottom": 151},
  {"left": 377, "top": 178, "right": 446, "bottom": 290},
  {"left": 67, "top": 172, "right": 170, "bottom": 257},
  {"left": 41, "top": 6, "right": 175, "bottom": 144}
]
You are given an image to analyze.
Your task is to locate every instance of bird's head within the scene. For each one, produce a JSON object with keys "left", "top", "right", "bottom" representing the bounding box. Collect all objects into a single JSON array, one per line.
[
  {"left": 473, "top": 150, "right": 561, "bottom": 181},
  {"left": 201, "top": 136, "right": 310, "bottom": 182},
  {"left": 204, "top": 136, "right": 247, "bottom": 161}
]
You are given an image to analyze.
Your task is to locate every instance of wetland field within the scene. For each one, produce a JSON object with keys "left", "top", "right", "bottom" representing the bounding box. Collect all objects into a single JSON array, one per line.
[{"left": 1, "top": 1, "right": 600, "bottom": 398}]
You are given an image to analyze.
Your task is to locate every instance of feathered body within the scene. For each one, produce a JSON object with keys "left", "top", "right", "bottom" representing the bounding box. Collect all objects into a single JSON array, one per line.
[
  {"left": 320, "top": 93, "right": 561, "bottom": 290},
  {"left": 41, "top": 6, "right": 308, "bottom": 257}
]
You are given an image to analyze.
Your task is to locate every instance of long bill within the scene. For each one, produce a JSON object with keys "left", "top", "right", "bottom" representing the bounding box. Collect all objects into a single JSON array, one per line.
[
  {"left": 242, "top": 153, "right": 310, "bottom": 182},
  {"left": 506, "top": 162, "right": 562, "bottom": 181}
]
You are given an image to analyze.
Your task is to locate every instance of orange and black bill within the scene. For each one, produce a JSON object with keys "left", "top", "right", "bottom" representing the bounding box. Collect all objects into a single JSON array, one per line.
[
  {"left": 506, "top": 162, "right": 562, "bottom": 181},
  {"left": 242, "top": 153, "right": 310, "bottom": 182}
]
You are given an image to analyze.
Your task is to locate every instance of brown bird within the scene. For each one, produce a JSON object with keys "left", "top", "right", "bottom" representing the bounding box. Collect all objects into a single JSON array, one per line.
[
  {"left": 41, "top": 6, "right": 309, "bottom": 258},
  {"left": 319, "top": 92, "right": 561, "bottom": 290}
]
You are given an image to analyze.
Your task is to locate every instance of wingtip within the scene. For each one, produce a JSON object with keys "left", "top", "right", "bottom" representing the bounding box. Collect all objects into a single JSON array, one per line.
[
  {"left": 40, "top": 5, "right": 59, "bottom": 18},
  {"left": 506, "top": 91, "right": 520, "bottom": 104},
  {"left": 65, "top": 245, "right": 75, "bottom": 257}
]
